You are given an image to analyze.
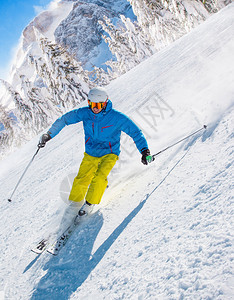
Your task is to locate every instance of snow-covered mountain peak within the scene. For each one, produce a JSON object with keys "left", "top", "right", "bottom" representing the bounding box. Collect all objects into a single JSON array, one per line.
[
  {"left": 22, "top": 1, "right": 73, "bottom": 49},
  {"left": 7, "top": 0, "right": 131, "bottom": 92}
]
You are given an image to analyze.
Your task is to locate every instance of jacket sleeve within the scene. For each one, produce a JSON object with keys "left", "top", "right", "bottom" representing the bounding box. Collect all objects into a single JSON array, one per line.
[
  {"left": 48, "top": 108, "right": 85, "bottom": 138},
  {"left": 119, "top": 113, "right": 148, "bottom": 154}
]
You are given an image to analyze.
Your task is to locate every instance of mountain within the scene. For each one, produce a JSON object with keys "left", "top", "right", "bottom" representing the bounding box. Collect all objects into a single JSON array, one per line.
[
  {"left": 22, "top": 0, "right": 133, "bottom": 72},
  {"left": 0, "top": 3, "right": 233, "bottom": 299},
  {"left": 5, "top": 0, "right": 230, "bottom": 96},
  {"left": 10, "top": 0, "right": 133, "bottom": 88}
]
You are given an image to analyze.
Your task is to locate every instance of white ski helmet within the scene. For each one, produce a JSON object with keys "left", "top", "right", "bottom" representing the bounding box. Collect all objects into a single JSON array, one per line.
[{"left": 88, "top": 87, "right": 108, "bottom": 103}]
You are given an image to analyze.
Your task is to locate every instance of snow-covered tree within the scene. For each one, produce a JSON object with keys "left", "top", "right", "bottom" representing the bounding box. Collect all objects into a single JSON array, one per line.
[
  {"left": 88, "top": 64, "right": 111, "bottom": 86},
  {"left": 128, "top": 0, "right": 210, "bottom": 50},
  {"left": 0, "top": 104, "right": 15, "bottom": 151},
  {"left": 0, "top": 30, "right": 92, "bottom": 157},
  {"left": 19, "top": 75, "right": 61, "bottom": 132},
  {"left": 100, "top": 0, "right": 231, "bottom": 76},
  {"left": 30, "top": 29, "right": 90, "bottom": 112},
  {"left": 0, "top": 81, "right": 28, "bottom": 156},
  {"left": 202, "top": 0, "right": 232, "bottom": 13},
  {"left": 0, "top": 79, "right": 33, "bottom": 134},
  {"left": 99, "top": 15, "right": 154, "bottom": 76}
]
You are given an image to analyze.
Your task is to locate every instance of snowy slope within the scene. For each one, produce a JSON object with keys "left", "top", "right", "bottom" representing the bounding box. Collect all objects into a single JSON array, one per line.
[{"left": 0, "top": 3, "right": 234, "bottom": 300}]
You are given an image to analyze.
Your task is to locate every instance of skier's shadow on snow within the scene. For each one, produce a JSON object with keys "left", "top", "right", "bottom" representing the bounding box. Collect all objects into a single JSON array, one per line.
[{"left": 31, "top": 199, "right": 146, "bottom": 300}]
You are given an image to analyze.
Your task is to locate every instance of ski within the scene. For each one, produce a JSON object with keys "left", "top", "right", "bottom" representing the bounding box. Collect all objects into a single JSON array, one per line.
[
  {"left": 31, "top": 210, "right": 92, "bottom": 256},
  {"left": 46, "top": 217, "right": 80, "bottom": 256},
  {"left": 31, "top": 238, "right": 50, "bottom": 254}
]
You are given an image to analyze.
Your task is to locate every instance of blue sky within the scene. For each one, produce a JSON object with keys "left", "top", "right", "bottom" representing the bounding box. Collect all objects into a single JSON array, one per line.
[{"left": 0, "top": 0, "right": 53, "bottom": 79}]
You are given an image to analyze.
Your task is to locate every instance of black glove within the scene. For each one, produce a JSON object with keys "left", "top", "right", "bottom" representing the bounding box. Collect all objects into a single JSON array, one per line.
[
  {"left": 141, "top": 149, "right": 152, "bottom": 165},
  {"left": 38, "top": 132, "right": 51, "bottom": 148}
]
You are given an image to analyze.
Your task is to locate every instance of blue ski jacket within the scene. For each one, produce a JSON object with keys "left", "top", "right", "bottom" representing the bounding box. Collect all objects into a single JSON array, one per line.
[{"left": 48, "top": 100, "right": 148, "bottom": 157}]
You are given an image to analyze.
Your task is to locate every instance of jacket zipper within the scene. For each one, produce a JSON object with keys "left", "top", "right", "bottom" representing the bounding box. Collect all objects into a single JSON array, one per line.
[
  {"left": 101, "top": 125, "right": 113, "bottom": 132},
  {"left": 109, "top": 142, "right": 113, "bottom": 153}
]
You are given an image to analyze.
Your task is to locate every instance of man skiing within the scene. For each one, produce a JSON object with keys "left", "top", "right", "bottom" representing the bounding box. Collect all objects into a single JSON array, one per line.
[{"left": 38, "top": 87, "right": 152, "bottom": 217}]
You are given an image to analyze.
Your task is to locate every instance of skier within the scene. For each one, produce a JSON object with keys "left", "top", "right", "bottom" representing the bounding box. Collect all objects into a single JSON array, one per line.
[{"left": 38, "top": 87, "right": 152, "bottom": 217}]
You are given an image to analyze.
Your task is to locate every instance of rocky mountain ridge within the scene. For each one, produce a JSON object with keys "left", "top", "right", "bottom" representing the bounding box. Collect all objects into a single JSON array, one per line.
[{"left": 14, "top": 0, "right": 133, "bottom": 86}]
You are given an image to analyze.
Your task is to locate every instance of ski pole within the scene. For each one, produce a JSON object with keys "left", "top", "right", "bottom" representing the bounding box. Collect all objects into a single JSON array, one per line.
[
  {"left": 151, "top": 125, "right": 207, "bottom": 160},
  {"left": 8, "top": 147, "right": 41, "bottom": 202}
]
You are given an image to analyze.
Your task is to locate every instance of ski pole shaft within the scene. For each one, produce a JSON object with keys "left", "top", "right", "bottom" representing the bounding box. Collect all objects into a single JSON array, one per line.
[
  {"left": 152, "top": 125, "right": 207, "bottom": 159},
  {"left": 8, "top": 147, "right": 40, "bottom": 202}
]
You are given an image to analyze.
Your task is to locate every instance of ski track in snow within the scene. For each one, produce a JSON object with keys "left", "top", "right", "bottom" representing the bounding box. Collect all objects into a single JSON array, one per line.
[{"left": 0, "top": 3, "right": 234, "bottom": 300}]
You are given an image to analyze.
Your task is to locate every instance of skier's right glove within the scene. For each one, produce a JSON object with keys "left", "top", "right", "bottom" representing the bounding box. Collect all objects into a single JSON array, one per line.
[
  {"left": 141, "top": 149, "right": 153, "bottom": 165},
  {"left": 38, "top": 132, "right": 51, "bottom": 148}
]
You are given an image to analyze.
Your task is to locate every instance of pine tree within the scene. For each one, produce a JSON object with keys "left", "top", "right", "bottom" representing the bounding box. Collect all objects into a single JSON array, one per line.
[
  {"left": 19, "top": 75, "right": 61, "bottom": 132},
  {"left": 99, "top": 0, "right": 226, "bottom": 76},
  {"left": 0, "top": 30, "right": 92, "bottom": 157},
  {"left": 0, "top": 79, "right": 33, "bottom": 134},
  {"left": 30, "top": 29, "right": 90, "bottom": 112},
  {"left": 128, "top": 0, "right": 209, "bottom": 50},
  {"left": 28, "top": 54, "right": 63, "bottom": 109},
  {"left": 202, "top": 0, "right": 231, "bottom": 13},
  {"left": 99, "top": 15, "right": 154, "bottom": 76},
  {"left": 88, "top": 64, "right": 111, "bottom": 86},
  {"left": 0, "top": 88, "right": 27, "bottom": 157},
  {"left": 0, "top": 104, "right": 15, "bottom": 151}
]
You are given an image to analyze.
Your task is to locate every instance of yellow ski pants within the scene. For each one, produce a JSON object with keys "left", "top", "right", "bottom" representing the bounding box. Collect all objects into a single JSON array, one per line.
[{"left": 69, "top": 152, "right": 118, "bottom": 204}]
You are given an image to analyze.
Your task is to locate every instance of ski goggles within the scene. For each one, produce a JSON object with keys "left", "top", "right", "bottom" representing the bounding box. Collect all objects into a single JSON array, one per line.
[{"left": 88, "top": 100, "right": 107, "bottom": 110}]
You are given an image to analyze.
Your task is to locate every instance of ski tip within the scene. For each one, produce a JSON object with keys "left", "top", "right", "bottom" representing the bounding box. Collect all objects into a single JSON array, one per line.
[
  {"left": 31, "top": 249, "right": 41, "bottom": 254},
  {"left": 203, "top": 124, "right": 207, "bottom": 129},
  {"left": 46, "top": 249, "right": 58, "bottom": 256},
  {"left": 31, "top": 248, "right": 45, "bottom": 255}
]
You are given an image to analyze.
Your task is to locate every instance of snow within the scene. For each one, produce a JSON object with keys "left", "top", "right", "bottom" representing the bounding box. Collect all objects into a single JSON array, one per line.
[
  {"left": 0, "top": 3, "right": 234, "bottom": 299},
  {"left": 43, "top": 1, "right": 74, "bottom": 42}
]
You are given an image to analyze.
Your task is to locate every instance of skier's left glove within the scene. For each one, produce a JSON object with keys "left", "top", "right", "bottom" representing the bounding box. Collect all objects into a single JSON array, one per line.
[
  {"left": 38, "top": 132, "right": 51, "bottom": 148},
  {"left": 141, "top": 149, "right": 153, "bottom": 165}
]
